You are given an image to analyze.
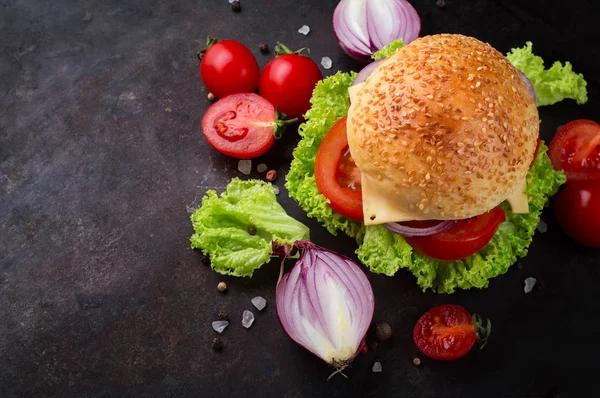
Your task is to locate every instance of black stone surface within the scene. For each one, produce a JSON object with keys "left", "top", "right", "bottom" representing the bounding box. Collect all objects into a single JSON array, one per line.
[{"left": 1, "top": 0, "right": 600, "bottom": 397}]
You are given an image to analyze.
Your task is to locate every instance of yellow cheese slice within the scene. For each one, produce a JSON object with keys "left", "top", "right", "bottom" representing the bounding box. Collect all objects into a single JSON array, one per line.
[
  {"left": 506, "top": 178, "right": 529, "bottom": 213},
  {"left": 361, "top": 174, "right": 424, "bottom": 225}
]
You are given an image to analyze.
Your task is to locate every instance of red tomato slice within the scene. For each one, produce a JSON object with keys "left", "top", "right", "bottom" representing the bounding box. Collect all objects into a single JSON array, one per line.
[
  {"left": 314, "top": 116, "right": 364, "bottom": 221},
  {"left": 403, "top": 206, "right": 506, "bottom": 261},
  {"left": 548, "top": 119, "right": 600, "bottom": 182},
  {"left": 201, "top": 93, "right": 277, "bottom": 159},
  {"left": 413, "top": 304, "right": 477, "bottom": 361},
  {"left": 530, "top": 135, "right": 541, "bottom": 169},
  {"left": 553, "top": 181, "right": 600, "bottom": 248}
]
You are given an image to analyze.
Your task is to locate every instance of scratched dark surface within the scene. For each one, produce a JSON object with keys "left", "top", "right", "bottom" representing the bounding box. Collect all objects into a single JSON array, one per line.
[{"left": 1, "top": 0, "right": 600, "bottom": 397}]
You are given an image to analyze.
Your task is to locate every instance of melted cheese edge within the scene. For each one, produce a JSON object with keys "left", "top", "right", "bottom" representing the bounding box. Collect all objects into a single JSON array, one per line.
[{"left": 347, "top": 83, "right": 529, "bottom": 226}]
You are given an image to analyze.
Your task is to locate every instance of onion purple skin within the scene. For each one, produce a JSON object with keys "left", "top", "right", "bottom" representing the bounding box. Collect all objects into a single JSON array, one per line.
[
  {"left": 332, "top": 0, "right": 421, "bottom": 63},
  {"left": 274, "top": 240, "right": 375, "bottom": 369},
  {"left": 517, "top": 69, "right": 536, "bottom": 103},
  {"left": 383, "top": 220, "right": 456, "bottom": 237}
]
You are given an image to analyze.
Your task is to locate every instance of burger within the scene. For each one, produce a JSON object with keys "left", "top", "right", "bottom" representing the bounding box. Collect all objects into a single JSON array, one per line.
[
  {"left": 286, "top": 34, "right": 566, "bottom": 293},
  {"left": 347, "top": 34, "right": 537, "bottom": 225}
]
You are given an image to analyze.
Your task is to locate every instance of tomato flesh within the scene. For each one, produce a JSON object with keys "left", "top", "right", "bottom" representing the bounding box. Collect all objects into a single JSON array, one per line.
[
  {"left": 200, "top": 40, "right": 260, "bottom": 99},
  {"left": 553, "top": 182, "right": 600, "bottom": 248},
  {"left": 315, "top": 116, "right": 364, "bottom": 221},
  {"left": 404, "top": 207, "right": 506, "bottom": 261},
  {"left": 259, "top": 54, "right": 323, "bottom": 120},
  {"left": 201, "top": 93, "right": 276, "bottom": 159},
  {"left": 413, "top": 304, "right": 477, "bottom": 361},
  {"left": 549, "top": 119, "right": 600, "bottom": 182}
]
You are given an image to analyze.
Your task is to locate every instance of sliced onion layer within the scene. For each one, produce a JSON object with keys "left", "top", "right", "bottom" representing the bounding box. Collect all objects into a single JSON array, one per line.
[
  {"left": 517, "top": 69, "right": 536, "bottom": 103},
  {"left": 275, "top": 241, "right": 375, "bottom": 368},
  {"left": 333, "top": 0, "right": 421, "bottom": 62},
  {"left": 352, "top": 59, "right": 383, "bottom": 86},
  {"left": 383, "top": 220, "right": 456, "bottom": 237}
]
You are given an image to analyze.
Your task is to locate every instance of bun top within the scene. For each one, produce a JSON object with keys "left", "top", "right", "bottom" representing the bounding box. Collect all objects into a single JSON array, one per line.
[{"left": 347, "top": 34, "right": 539, "bottom": 223}]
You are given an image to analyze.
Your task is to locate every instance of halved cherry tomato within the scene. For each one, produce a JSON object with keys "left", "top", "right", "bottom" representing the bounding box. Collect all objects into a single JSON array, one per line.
[
  {"left": 314, "top": 116, "right": 364, "bottom": 221},
  {"left": 200, "top": 39, "right": 260, "bottom": 99},
  {"left": 553, "top": 181, "right": 600, "bottom": 248},
  {"left": 201, "top": 93, "right": 284, "bottom": 159},
  {"left": 413, "top": 304, "right": 477, "bottom": 361},
  {"left": 404, "top": 207, "right": 506, "bottom": 261},
  {"left": 548, "top": 119, "right": 600, "bottom": 182}
]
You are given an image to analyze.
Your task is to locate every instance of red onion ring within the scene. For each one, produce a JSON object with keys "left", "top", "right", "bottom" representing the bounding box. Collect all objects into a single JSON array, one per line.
[
  {"left": 383, "top": 220, "right": 456, "bottom": 237},
  {"left": 352, "top": 59, "right": 383, "bottom": 86},
  {"left": 517, "top": 69, "right": 536, "bottom": 103}
]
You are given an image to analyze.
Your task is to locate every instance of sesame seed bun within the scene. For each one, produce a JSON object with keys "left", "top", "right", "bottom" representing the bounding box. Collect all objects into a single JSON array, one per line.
[{"left": 347, "top": 34, "right": 539, "bottom": 221}]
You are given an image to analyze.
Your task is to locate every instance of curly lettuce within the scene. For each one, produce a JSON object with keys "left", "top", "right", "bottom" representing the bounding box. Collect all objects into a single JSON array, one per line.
[
  {"left": 506, "top": 41, "right": 588, "bottom": 107},
  {"left": 190, "top": 178, "right": 310, "bottom": 277},
  {"left": 372, "top": 39, "right": 404, "bottom": 60}
]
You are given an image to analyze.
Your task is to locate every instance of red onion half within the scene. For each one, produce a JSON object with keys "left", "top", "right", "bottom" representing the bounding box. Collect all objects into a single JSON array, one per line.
[
  {"left": 275, "top": 241, "right": 375, "bottom": 370},
  {"left": 333, "top": 0, "right": 421, "bottom": 62},
  {"left": 383, "top": 220, "right": 456, "bottom": 237}
]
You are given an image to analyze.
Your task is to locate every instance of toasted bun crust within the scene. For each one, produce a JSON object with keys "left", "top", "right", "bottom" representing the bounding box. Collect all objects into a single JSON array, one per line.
[{"left": 347, "top": 34, "right": 539, "bottom": 220}]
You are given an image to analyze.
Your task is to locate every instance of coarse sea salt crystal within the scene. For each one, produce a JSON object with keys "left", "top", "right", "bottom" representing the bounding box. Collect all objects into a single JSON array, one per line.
[
  {"left": 251, "top": 296, "right": 267, "bottom": 311},
  {"left": 272, "top": 184, "right": 280, "bottom": 195},
  {"left": 372, "top": 361, "right": 383, "bottom": 373},
  {"left": 321, "top": 57, "right": 332, "bottom": 69},
  {"left": 298, "top": 25, "right": 310, "bottom": 35},
  {"left": 228, "top": 0, "right": 236, "bottom": 3},
  {"left": 212, "top": 320, "right": 229, "bottom": 333},
  {"left": 537, "top": 219, "right": 547, "bottom": 233},
  {"left": 238, "top": 159, "right": 252, "bottom": 175},
  {"left": 524, "top": 277, "right": 537, "bottom": 293},
  {"left": 242, "top": 310, "right": 255, "bottom": 328}
]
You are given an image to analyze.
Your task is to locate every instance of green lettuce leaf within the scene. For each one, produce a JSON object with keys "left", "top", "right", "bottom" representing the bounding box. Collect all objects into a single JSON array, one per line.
[
  {"left": 356, "top": 143, "right": 566, "bottom": 293},
  {"left": 190, "top": 178, "right": 310, "bottom": 277},
  {"left": 285, "top": 71, "right": 364, "bottom": 239},
  {"left": 506, "top": 41, "right": 588, "bottom": 107},
  {"left": 372, "top": 39, "right": 405, "bottom": 60}
]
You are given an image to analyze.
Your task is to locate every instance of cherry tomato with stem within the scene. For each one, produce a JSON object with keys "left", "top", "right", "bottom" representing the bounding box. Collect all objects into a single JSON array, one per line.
[
  {"left": 200, "top": 38, "right": 260, "bottom": 99},
  {"left": 201, "top": 93, "right": 296, "bottom": 159},
  {"left": 259, "top": 42, "right": 323, "bottom": 120}
]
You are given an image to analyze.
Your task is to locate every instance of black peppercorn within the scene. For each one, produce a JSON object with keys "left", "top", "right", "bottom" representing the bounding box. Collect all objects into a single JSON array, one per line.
[
  {"left": 259, "top": 42, "right": 269, "bottom": 54},
  {"left": 231, "top": 1, "right": 241, "bottom": 12},
  {"left": 436, "top": 0, "right": 447, "bottom": 9},
  {"left": 248, "top": 226, "right": 257, "bottom": 235},
  {"left": 375, "top": 322, "right": 392, "bottom": 341},
  {"left": 212, "top": 337, "right": 223, "bottom": 351}
]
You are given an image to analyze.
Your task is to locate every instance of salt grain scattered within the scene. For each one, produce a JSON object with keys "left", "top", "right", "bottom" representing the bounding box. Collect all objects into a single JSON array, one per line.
[
  {"left": 238, "top": 159, "right": 252, "bottom": 175},
  {"left": 272, "top": 185, "right": 280, "bottom": 195},
  {"left": 257, "top": 163, "right": 268, "bottom": 173},
  {"left": 212, "top": 320, "right": 229, "bottom": 333},
  {"left": 321, "top": 57, "right": 332, "bottom": 70},
  {"left": 298, "top": 25, "right": 310, "bottom": 35},
  {"left": 537, "top": 219, "right": 547, "bottom": 233},
  {"left": 251, "top": 296, "right": 267, "bottom": 311},
  {"left": 242, "top": 310, "right": 255, "bottom": 328},
  {"left": 372, "top": 361, "right": 383, "bottom": 373},
  {"left": 228, "top": 0, "right": 236, "bottom": 3},
  {"left": 524, "top": 277, "right": 537, "bottom": 294}
]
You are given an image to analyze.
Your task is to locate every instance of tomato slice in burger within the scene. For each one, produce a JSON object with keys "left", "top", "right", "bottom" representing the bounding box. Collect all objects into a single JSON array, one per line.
[
  {"left": 548, "top": 119, "right": 600, "bottom": 182},
  {"left": 403, "top": 206, "right": 506, "bottom": 261},
  {"left": 315, "top": 116, "right": 364, "bottom": 221}
]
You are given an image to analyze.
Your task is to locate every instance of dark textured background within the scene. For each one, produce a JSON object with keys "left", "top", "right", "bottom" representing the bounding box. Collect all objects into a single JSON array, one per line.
[{"left": 2, "top": 0, "right": 600, "bottom": 397}]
